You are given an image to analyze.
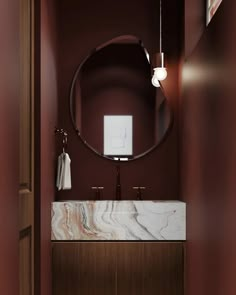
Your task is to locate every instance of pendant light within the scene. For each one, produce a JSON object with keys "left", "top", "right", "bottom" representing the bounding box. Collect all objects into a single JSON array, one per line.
[{"left": 152, "top": 0, "right": 167, "bottom": 87}]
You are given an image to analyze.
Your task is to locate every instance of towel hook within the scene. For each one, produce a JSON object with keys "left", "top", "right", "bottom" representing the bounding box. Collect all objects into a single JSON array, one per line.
[{"left": 55, "top": 127, "right": 68, "bottom": 153}]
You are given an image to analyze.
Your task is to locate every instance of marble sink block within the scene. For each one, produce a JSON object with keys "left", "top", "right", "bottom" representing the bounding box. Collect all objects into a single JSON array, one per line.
[{"left": 51, "top": 200, "right": 186, "bottom": 241}]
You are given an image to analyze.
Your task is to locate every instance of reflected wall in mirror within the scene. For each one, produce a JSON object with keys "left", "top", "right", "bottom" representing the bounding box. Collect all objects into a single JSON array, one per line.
[{"left": 70, "top": 35, "right": 173, "bottom": 161}]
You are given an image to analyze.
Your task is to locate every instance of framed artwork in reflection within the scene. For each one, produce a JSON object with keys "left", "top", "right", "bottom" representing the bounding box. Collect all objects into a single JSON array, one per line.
[{"left": 104, "top": 115, "right": 133, "bottom": 156}]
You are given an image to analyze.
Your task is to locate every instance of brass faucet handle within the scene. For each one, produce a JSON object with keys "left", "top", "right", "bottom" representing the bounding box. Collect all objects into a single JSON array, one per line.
[
  {"left": 132, "top": 186, "right": 146, "bottom": 190},
  {"left": 91, "top": 186, "right": 104, "bottom": 190},
  {"left": 91, "top": 187, "right": 104, "bottom": 199},
  {"left": 132, "top": 187, "right": 146, "bottom": 200}
]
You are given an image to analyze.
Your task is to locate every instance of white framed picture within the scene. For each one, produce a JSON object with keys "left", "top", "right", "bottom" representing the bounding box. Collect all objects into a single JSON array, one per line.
[
  {"left": 207, "top": 0, "right": 223, "bottom": 25},
  {"left": 104, "top": 115, "right": 133, "bottom": 156}
]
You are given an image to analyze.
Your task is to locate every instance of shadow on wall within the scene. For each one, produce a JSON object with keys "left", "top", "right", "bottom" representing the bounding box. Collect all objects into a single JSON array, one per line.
[{"left": 181, "top": 2, "right": 236, "bottom": 295}]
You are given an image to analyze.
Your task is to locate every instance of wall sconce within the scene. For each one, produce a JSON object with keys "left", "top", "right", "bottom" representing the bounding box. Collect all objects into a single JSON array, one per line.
[{"left": 152, "top": 0, "right": 167, "bottom": 87}]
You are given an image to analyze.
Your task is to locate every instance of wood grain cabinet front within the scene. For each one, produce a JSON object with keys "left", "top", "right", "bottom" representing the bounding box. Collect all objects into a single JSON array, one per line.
[{"left": 52, "top": 242, "right": 184, "bottom": 295}]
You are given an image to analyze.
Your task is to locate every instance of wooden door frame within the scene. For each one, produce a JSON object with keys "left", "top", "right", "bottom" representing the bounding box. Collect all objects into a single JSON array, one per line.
[{"left": 19, "top": 0, "right": 40, "bottom": 294}]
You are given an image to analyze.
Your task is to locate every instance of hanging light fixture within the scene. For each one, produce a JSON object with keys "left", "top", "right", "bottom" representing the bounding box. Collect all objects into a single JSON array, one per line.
[{"left": 152, "top": 0, "right": 167, "bottom": 87}]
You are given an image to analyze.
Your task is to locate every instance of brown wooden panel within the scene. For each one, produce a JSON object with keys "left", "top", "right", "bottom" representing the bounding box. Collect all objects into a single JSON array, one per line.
[
  {"left": 117, "top": 242, "right": 183, "bottom": 295},
  {"left": 116, "top": 242, "right": 144, "bottom": 295},
  {"left": 19, "top": 0, "right": 34, "bottom": 230},
  {"left": 19, "top": 0, "right": 33, "bottom": 193},
  {"left": 142, "top": 243, "right": 183, "bottom": 295},
  {"left": 19, "top": 227, "right": 32, "bottom": 295},
  {"left": 52, "top": 242, "right": 184, "bottom": 295},
  {"left": 19, "top": 194, "right": 33, "bottom": 231},
  {"left": 52, "top": 242, "right": 117, "bottom": 295}
]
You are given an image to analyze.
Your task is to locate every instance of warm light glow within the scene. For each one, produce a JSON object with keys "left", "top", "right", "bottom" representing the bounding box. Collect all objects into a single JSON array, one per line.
[
  {"left": 153, "top": 67, "right": 167, "bottom": 81},
  {"left": 151, "top": 75, "right": 160, "bottom": 87},
  {"left": 151, "top": 67, "right": 167, "bottom": 87}
]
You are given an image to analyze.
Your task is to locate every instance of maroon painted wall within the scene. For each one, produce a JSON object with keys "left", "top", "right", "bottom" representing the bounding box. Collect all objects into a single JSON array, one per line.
[
  {"left": 0, "top": 0, "right": 19, "bottom": 295},
  {"left": 56, "top": 0, "right": 183, "bottom": 201},
  {"left": 184, "top": 0, "right": 206, "bottom": 57},
  {"left": 40, "top": 0, "right": 58, "bottom": 294},
  {"left": 181, "top": 1, "right": 236, "bottom": 295}
]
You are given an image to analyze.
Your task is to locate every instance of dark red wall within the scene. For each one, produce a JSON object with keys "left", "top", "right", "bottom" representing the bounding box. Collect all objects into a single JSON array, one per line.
[
  {"left": 181, "top": 1, "right": 236, "bottom": 295},
  {"left": 184, "top": 0, "right": 206, "bottom": 57},
  {"left": 56, "top": 0, "right": 183, "bottom": 201},
  {"left": 0, "top": 0, "right": 19, "bottom": 295},
  {"left": 40, "top": 0, "right": 58, "bottom": 294}
]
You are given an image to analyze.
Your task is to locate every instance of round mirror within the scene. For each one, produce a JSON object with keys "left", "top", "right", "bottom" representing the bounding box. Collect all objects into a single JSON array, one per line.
[{"left": 70, "top": 35, "right": 173, "bottom": 161}]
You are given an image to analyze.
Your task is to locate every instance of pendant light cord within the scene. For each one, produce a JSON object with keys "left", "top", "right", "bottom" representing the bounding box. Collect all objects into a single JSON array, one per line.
[{"left": 159, "top": 0, "right": 162, "bottom": 53}]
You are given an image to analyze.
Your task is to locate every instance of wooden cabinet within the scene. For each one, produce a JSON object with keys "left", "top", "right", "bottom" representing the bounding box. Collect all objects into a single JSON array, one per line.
[
  {"left": 116, "top": 243, "right": 183, "bottom": 295},
  {"left": 53, "top": 243, "right": 116, "bottom": 295},
  {"left": 52, "top": 242, "right": 184, "bottom": 295}
]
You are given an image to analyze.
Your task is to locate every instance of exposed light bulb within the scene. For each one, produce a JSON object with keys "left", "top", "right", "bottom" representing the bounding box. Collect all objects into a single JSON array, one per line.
[
  {"left": 151, "top": 67, "right": 167, "bottom": 87},
  {"left": 151, "top": 75, "right": 160, "bottom": 87},
  {"left": 153, "top": 67, "right": 167, "bottom": 81}
]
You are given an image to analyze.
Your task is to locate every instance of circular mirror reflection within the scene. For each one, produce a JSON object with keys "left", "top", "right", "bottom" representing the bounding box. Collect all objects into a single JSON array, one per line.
[{"left": 70, "top": 35, "right": 173, "bottom": 161}]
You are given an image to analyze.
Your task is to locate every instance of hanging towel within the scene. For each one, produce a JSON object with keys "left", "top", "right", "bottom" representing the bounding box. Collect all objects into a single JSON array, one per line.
[
  {"left": 62, "top": 153, "right": 71, "bottom": 190},
  {"left": 56, "top": 153, "right": 63, "bottom": 190},
  {"left": 56, "top": 152, "right": 72, "bottom": 190}
]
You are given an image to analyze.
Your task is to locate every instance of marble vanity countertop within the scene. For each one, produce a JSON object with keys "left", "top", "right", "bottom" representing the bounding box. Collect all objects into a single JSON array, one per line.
[{"left": 51, "top": 200, "right": 186, "bottom": 241}]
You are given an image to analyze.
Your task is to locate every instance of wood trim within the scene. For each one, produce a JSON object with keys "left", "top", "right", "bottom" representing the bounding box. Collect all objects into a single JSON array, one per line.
[
  {"left": 20, "top": 227, "right": 32, "bottom": 295},
  {"left": 19, "top": 0, "right": 34, "bottom": 194},
  {"left": 20, "top": 226, "right": 32, "bottom": 240},
  {"left": 19, "top": 1, "right": 35, "bottom": 295},
  {"left": 19, "top": 188, "right": 33, "bottom": 195},
  {"left": 19, "top": 0, "right": 35, "bottom": 229},
  {"left": 183, "top": 242, "right": 186, "bottom": 295},
  {"left": 33, "top": 0, "right": 41, "bottom": 293}
]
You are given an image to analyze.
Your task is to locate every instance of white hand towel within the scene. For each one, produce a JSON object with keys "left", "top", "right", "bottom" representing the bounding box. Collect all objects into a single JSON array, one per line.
[
  {"left": 56, "top": 154, "right": 63, "bottom": 190},
  {"left": 56, "top": 153, "right": 72, "bottom": 190},
  {"left": 62, "top": 153, "right": 71, "bottom": 190}
]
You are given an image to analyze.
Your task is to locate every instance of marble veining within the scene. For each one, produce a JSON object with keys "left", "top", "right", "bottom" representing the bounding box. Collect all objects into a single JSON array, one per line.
[{"left": 51, "top": 201, "right": 186, "bottom": 241}]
